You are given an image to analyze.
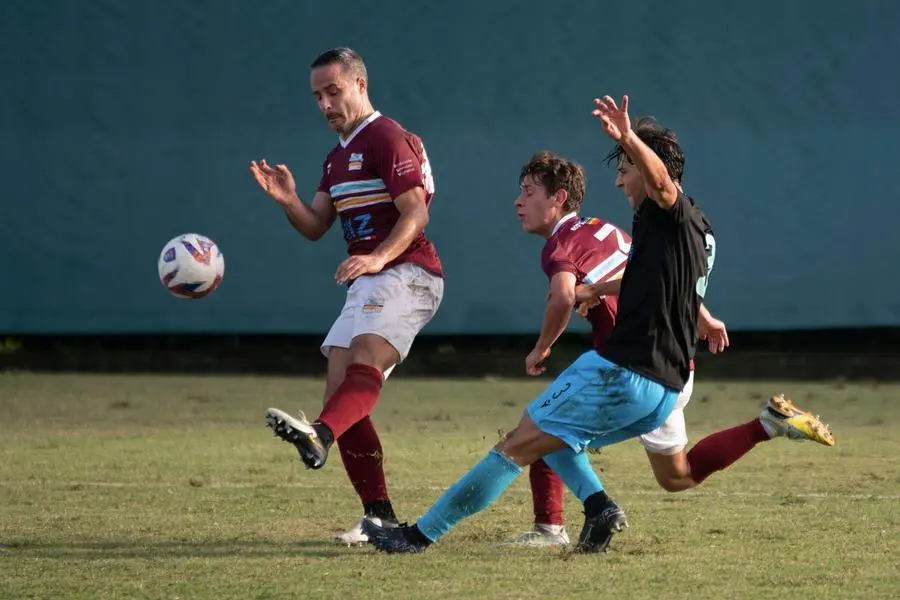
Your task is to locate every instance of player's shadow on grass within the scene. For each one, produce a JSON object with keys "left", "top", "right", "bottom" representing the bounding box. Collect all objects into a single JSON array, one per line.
[{"left": 0, "top": 539, "right": 359, "bottom": 559}]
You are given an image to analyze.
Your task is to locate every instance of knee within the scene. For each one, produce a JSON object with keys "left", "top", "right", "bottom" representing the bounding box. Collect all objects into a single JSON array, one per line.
[
  {"left": 654, "top": 473, "right": 693, "bottom": 493},
  {"left": 348, "top": 347, "right": 377, "bottom": 368},
  {"left": 656, "top": 476, "right": 684, "bottom": 493},
  {"left": 494, "top": 437, "right": 531, "bottom": 468}
]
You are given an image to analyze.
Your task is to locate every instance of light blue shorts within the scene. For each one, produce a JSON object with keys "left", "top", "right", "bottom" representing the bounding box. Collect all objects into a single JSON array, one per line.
[{"left": 526, "top": 351, "right": 679, "bottom": 453}]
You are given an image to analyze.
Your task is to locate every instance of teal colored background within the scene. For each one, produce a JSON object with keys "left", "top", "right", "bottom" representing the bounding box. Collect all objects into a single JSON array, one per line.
[{"left": 2, "top": 0, "right": 898, "bottom": 334}]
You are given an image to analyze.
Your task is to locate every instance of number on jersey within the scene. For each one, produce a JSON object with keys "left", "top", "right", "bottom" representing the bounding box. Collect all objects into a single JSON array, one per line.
[
  {"left": 695, "top": 233, "right": 716, "bottom": 298},
  {"left": 421, "top": 147, "right": 435, "bottom": 195},
  {"left": 583, "top": 224, "right": 631, "bottom": 284}
]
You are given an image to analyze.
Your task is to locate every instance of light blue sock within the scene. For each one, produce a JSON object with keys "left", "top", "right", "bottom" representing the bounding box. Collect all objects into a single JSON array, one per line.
[
  {"left": 542, "top": 447, "right": 604, "bottom": 502},
  {"left": 417, "top": 449, "right": 522, "bottom": 542}
]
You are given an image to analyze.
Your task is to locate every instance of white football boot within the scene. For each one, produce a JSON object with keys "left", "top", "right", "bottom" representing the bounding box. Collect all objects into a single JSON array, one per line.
[
  {"left": 759, "top": 394, "right": 835, "bottom": 446},
  {"left": 505, "top": 523, "right": 571, "bottom": 547},
  {"left": 335, "top": 516, "right": 398, "bottom": 546}
]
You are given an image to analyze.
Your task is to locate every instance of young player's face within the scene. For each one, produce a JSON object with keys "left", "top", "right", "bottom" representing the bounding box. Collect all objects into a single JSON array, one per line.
[
  {"left": 311, "top": 64, "right": 366, "bottom": 136},
  {"left": 515, "top": 175, "right": 564, "bottom": 237},
  {"left": 616, "top": 156, "right": 645, "bottom": 211}
]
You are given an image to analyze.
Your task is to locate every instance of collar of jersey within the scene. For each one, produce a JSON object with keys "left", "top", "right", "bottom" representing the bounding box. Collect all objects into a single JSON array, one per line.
[
  {"left": 551, "top": 212, "right": 578, "bottom": 237},
  {"left": 339, "top": 111, "right": 382, "bottom": 148}
]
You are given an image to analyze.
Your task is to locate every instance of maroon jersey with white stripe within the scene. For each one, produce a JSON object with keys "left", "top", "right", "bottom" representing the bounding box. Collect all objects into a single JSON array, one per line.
[
  {"left": 541, "top": 214, "right": 631, "bottom": 352},
  {"left": 317, "top": 111, "right": 442, "bottom": 277}
]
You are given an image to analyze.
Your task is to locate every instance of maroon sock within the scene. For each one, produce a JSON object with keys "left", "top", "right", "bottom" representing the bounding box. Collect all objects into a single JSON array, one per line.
[
  {"left": 687, "top": 418, "right": 771, "bottom": 484},
  {"left": 529, "top": 459, "right": 565, "bottom": 526},
  {"left": 317, "top": 363, "right": 383, "bottom": 440},
  {"left": 337, "top": 416, "right": 391, "bottom": 508}
]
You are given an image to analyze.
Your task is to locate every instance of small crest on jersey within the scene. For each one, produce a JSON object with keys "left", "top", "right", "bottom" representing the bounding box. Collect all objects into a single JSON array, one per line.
[
  {"left": 348, "top": 153, "right": 364, "bottom": 171},
  {"left": 572, "top": 217, "right": 601, "bottom": 231}
]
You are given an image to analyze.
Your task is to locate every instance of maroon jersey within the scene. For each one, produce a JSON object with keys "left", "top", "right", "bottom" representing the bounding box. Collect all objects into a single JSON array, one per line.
[
  {"left": 317, "top": 111, "right": 443, "bottom": 277},
  {"left": 541, "top": 214, "right": 631, "bottom": 352}
]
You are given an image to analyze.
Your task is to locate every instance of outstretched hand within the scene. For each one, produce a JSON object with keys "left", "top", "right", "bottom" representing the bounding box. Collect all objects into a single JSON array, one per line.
[
  {"left": 592, "top": 95, "right": 631, "bottom": 142},
  {"left": 249, "top": 159, "right": 298, "bottom": 207}
]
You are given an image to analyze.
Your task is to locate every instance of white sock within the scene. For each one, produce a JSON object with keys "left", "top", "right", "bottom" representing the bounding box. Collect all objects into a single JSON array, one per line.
[
  {"left": 535, "top": 523, "right": 565, "bottom": 535},
  {"left": 759, "top": 418, "right": 779, "bottom": 438}
]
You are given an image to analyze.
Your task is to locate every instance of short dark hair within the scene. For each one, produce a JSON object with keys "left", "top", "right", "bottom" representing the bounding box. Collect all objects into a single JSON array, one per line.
[
  {"left": 520, "top": 151, "right": 586, "bottom": 212},
  {"left": 310, "top": 47, "right": 368, "bottom": 81},
  {"left": 604, "top": 117, "right": 684, "bottom": 182}
]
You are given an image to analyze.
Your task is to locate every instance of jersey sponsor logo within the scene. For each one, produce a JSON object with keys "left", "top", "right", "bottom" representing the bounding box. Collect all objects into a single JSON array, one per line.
[
  {"left": 341, "top": 212, "right": 377, "bottom": 242},
  {"left": 393, "top": 158, "right": 416, "bottom": 177}
]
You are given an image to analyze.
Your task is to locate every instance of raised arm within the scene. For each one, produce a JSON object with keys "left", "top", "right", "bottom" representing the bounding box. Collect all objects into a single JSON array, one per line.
[{"left": 592, "top": 95, "right": 679, "bottom": 210}]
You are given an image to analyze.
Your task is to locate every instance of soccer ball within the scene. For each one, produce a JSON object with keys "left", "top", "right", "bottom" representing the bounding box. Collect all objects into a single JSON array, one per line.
[{"left": 157, "top": 233, "right": 225, "bottom": 299}]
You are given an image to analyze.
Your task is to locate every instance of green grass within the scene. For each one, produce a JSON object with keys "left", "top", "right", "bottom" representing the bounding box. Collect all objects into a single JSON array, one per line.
[{"left": 1, "top": 373, "right": 898, "bottom": 599}]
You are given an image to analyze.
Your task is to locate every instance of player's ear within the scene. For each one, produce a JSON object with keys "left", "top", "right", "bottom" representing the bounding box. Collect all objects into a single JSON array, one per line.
[
  {"left": 553, "top": 188, "right": 569, "bottom": 209},
  {"left": 357, "top": 77, "right": 368, "bottom": 94}
]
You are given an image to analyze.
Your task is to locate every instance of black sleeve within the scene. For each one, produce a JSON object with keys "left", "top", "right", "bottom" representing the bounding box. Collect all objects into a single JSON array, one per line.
[{"left": 667, "top": 192, "right": 692, "bottom": 225}]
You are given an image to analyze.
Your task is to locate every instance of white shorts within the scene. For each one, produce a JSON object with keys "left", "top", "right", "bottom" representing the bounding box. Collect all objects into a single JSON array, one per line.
[
  {"left": 637, "top": 371, "right": 695, "bottom": 455},
  {"left": 320, "top": 262, "right": 444, "bottom": 370}
]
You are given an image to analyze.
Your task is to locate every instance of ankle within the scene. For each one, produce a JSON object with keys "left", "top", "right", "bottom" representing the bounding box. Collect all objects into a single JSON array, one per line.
[
  {"left": 364, "top": 499, "right": 398, "bottom": 523},
  {"left": 583, "top": 491, "right": 611, "bottom": 517},
  {"left": 312, "top": 422, "right": 335, "bottom": 448},
  {"left": 410, "top": 524, "right": 433, "bottom": 546}
]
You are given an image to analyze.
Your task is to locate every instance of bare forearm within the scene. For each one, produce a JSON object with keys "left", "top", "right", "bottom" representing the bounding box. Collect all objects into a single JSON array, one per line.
[
  {"left": 698, "top": 303, "right": 714, "bottom": 334},
  {"left": 619, "top": 130, "right": 674, "bottom": 196},
  {"left": 575, "top": 279, "right": 621, "bottom": 303},
  {"left": 373, "top": 208, "right": 427, "bottom": 264},
  {"left": 698, "top": 303, "right": 712, "bottom": 323},
  {"left": 284, "top": 196, "right": 327, "bottom": 241},
  {"left": 536, "top": 300, "right": 572, "bottom": 351}
]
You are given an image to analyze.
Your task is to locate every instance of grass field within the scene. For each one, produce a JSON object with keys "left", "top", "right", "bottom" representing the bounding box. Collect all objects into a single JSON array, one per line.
[{"left": 1, "top": 373, "right": 899, "bottom": 599}]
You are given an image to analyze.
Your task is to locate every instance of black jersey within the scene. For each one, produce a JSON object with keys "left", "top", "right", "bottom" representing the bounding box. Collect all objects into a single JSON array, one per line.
[{"left": 601, "top": 192, "right": 715, "bottom": 390}]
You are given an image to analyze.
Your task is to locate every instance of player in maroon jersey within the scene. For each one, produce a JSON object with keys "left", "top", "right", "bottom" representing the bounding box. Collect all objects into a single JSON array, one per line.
[
  {"left": 507, "top": 146, "right": 834, "bottom": 548},
  {"left": 249, "top": 47, "right": 443, "bottom": 545}
]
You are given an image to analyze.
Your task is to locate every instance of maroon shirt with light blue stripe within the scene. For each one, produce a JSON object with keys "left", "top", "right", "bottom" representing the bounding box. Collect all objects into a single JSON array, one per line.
[
  {"left": 317, "top": 111, "right": 443, "bottom": 277},
  {"left": 541, "top": 214, "right": 631, "bottom": 352}
]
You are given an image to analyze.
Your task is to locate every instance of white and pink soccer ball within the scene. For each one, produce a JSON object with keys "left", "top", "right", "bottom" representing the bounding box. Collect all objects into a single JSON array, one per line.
[{"left": 157, "top": 233, "right": 225, "bottom": 299}]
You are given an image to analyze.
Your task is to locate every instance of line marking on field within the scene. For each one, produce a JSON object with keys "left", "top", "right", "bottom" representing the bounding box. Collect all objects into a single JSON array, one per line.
[{"left": 1, "top": 480, "right": 898, "bottom": 500}]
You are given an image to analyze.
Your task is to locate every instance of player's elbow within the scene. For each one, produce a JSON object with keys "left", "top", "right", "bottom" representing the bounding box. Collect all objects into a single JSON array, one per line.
[
  {"left": 412, "top": 203, "right": 429, "bottom": 230},
  {"left": 300, "top": 223, "right": 328, "bottom": 241},
  {"left": 647, "top": 183, "right": 679, "bottom": 209},
  {"left": 416, "top": 209, "right": 429, "bottom": 232},
  {"left": 395, "top": 189, "right": 430, "bottom": 232},
  {"left": 645, "top": 172, "right": 670, "bottom": 193}
]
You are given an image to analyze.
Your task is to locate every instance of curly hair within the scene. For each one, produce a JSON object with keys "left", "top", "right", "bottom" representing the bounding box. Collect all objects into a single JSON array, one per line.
[{"left": 519, "top": 151, "right": 586, "bottom": 212}]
